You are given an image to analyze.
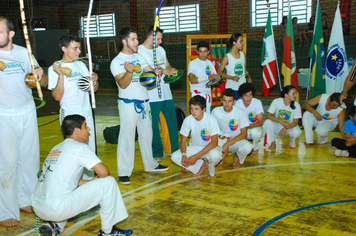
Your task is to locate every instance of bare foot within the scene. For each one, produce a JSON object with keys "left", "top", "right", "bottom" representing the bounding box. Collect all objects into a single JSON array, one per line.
[
  {"left": 207, "top": 174, "right": 216, "bottom": 179},
  {"left": 232, "top": 154, "right": 239, "bottom": 169},
  {"left": 287, "top": 145, "right": 296, "bottom": 149},
  {"left": 217, "top": 160, "right": 223, "bottom": 166},
  {"left": 20, "top": 206, "right": 33, "bottom": 213},
  {"left": 305, "top": 142, "right": 314, "bottom": 146},
  {"left": 0, "top": 219, "right": 19, "bottom": 227},
  {"left": 194, "top": 161, "right": 209, "bottom": 176},
  {"left": 268, "top": 141, "right": 276, "bottom": 150},
  {"left": 250, "top": 150, "right": 258, "bottom": 156}
]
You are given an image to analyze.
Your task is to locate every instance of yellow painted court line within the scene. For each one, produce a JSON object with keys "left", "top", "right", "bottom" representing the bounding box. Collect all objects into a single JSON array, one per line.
[{"left": 42, "top": 135, "right": 58, "bottom": 140}]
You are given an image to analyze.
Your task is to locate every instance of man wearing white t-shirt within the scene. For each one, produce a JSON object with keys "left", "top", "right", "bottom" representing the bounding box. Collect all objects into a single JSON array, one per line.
[
  {"left": 188, "top": 40, "right": 220, "bottom": 113},
  {"left": 32, "top": 115, "right": 132, "bottom": 236},
  {"left": 110, "top": 27, "right": 168, "bottom": 185},
  {"left": 138, "top": 26, "right": 179, "bottom": 160},
  {"left": 171, "top": 96, "right": 222, "bottom": 177},
  {"left": 212, "top": 89, "right": 252, "bottom": 168},
  {"left": 303, "top": 93, "right": 345, "bottom": 144},
  {"left": 0, "top": 16, "right": 48, "bottom": 227},
  {"left": 235, "top": 83, "right": 264, "bottom": 155}
]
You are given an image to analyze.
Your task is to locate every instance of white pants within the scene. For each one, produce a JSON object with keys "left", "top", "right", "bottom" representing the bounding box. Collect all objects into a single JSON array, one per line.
[
  {"left": 219, "top": 138, "right": 252, "bottom": 164},
  {"left": 0, "top": 107, "right": 39, "bottom": 221},
  {"left": 117, "top": 100, "right": 158, "bottom": 177},
  {"left": 171, "top": 145, "right": 222, "bottom": 177},
  {"left": 247, "top": 127, "right": 263, "bottom": 150},
  {"left": 263, "top": 119, "right": 302, "bottom": 148},
  {"left": 33, "top": 177, "right": 128, "bottom": 233},
  {"left": 60, "top": 107, "right": 95, "bottom": 180},
  {"left": 191, "top": 90, "right": 212, "bottom": 113},
  {"left": 302, "top": 111, "right": 338, "bottom": 144}
]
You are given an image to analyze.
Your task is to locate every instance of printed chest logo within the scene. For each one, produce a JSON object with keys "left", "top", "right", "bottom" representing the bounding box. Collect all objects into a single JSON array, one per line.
[
  {"left": 67, "top": 71, "right": 82, "bottom": 81},
  {"left": 234, "top": 63, "right": 243, "bottom": 76},
  {"left": 249, "top": 112, "right": 257, "bottom": 123},
  {"left": 205, "top": 65, "right": 212, "bottom": 76},
  {"left": 323, "top": 113, "right": 333, "bottom": 120},
  {"left": 201, "top": 129, "right": 211, "bottom": 141},
  {"left": 278, "top": 109, "right": 292, "bottom": 123},
  {"left": 3, "top": 62, "right": 25, "bottom": 74},
  {"left": 229, "top": 119, "right": 239, "bottom": 131}
]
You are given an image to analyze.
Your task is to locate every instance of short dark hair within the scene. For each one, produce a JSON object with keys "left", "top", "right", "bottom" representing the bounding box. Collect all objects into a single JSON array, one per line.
[
  {"left": 350, "top": 105, "right": 356, "bottom": 117},
  {"left": 59, "top": 34, "right": 81, "bottom": 48},
  {"left": 61, "top": 115, "right": 86, "bottom": 139},
  {"left": 197, "top": 40, "right": 209, "bottom": 52},
  {"left": 0, "top": 16, "right": 14, "bottom": 33},
  {"left": 119, "top": 27, "right": 137, "bottom": 43},
  {"left": 238, "top": 83, "right": 256, "bottom": 97},
  {"left": 222, "top": 88, "right": 236, "bottom": 99},
  {"left": 146, "top": 25, "right": 163, "bottom": 38},
  {"left": 330, "top": 92, "right": 341, "bottom": 105},
  {"left": 189, "top": 95, "right": 206, "bottom": 110}
]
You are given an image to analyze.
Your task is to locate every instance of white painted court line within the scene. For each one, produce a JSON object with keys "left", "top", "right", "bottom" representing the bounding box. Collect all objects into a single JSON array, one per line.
[{"left": 18, "top": 160, "right": 356, "bottom": 236}]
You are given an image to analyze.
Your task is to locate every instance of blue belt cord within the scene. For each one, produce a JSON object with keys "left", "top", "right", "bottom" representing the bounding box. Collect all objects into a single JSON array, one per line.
[{"left": 119, "top": 98, "right": 149, "bottom": 119}]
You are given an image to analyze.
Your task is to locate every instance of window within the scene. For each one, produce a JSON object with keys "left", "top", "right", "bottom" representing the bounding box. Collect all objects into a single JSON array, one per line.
[
  {"left": 80, "top": 12, "right": 116, "bottom": 38},
  {"left": 251, "top": 0, "right": 312, "bottom": 27},
  {"left": 156, "top": 3, "right": 200, "bottom": 33}
]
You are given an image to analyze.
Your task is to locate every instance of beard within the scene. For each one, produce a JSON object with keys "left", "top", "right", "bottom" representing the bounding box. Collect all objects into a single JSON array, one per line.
[{"left": 0, "top": 37, "right": 10, "bottom": 49}]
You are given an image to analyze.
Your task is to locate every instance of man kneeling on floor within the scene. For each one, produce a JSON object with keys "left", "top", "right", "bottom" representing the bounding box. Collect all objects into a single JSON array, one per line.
[
  {"left": 31, "top": 115, "right": 132, "bottom": 236},
  {"left": 171, "top": 96, "right": 222, "bottom": 178}
]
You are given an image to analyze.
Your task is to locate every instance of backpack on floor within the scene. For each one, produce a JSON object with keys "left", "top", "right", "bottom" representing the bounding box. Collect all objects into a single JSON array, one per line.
[
  {"left": 103, "top": 125, "right": 138, "bottom": 144},
  {"left": 175, "top": 106, "right": 186, "bottom": 131}
]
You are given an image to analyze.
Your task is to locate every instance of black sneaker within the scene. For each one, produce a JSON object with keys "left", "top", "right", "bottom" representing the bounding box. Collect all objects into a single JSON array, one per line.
[
  {"left": 118, "top": 176, "right": 130, "bottom": 185},
  {"left": 149, "top": 164, "right": 169, "bottom": 172},
  {"left": 98, "top": 226, "right": 133, "bottom": 236},
  {"left": 39, "top": 221, "right": 60, "bottom": 236}
]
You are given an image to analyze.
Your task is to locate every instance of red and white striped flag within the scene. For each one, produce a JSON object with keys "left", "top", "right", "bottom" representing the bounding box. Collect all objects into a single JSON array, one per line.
[{"left": 261, "top": 9, "right": 278, "bottom": 97}]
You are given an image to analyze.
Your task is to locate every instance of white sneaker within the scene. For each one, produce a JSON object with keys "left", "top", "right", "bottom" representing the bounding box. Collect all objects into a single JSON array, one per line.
[{"left": 334, "top": 149, "right": 349, "bottom": 157}]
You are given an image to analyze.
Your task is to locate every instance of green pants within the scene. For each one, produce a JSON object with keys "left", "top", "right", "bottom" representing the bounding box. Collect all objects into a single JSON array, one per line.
[{"left": 150, "top": 99, "right": 179, "bottom": 158}]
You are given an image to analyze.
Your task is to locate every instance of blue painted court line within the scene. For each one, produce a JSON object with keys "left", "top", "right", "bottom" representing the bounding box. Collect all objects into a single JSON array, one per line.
[{"left": 252, "top": 199, "right": 356, "bottom": 235}]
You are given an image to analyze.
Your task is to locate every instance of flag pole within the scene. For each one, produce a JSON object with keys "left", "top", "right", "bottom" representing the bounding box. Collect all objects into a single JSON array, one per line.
[{"left": 266, "top": 0, "right": 282, "bottom": 92}]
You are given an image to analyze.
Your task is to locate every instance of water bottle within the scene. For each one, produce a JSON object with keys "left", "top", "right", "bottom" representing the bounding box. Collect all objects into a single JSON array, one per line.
[{"left": 348, "top": 57, "right": 354, "bottom": 72}]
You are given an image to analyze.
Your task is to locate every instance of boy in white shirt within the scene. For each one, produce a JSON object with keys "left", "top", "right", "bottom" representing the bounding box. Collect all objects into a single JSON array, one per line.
[
  {"left": 188, "top": 40, "right": 220, "bottom": 113},
  {"left": 212, "top": 88, "right": 252, "bottom": 168},
  {"left": 171, "top": 96, "right": 222, "bottom": 178},
  {"left": 235, "top": 83, "right": 264, "bottom": 155}
]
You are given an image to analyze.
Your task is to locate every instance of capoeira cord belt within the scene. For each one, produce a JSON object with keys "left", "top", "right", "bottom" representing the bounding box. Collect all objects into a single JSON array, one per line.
[
  {"left": 119, "top": 98, "right": 149, "bottom": 119},
  {"left": 219, "top": 135, "right": 231, "bottom": 157}
]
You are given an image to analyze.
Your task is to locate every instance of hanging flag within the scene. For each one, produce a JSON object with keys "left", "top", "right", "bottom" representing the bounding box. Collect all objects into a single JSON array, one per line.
[
  {"left": 281, "top": 6, "right": 299, "bottom": 100},
  {"left": 308, "top": 0, "right": 325, "bottom": 98},
  {"left": 325, "top": 3, "right": 348, "bottom": 94},
  {"left": 261, "top": 9, "right": 278, "bottom": 97}
]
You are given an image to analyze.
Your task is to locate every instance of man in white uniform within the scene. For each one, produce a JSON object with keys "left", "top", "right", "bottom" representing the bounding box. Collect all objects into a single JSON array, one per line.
[
  {"left": 31, "top": 115, "right": 132, "bottom": 236},
  {"left": 110, "top": 27, "right": 168, "bottom": 185},
  {"left": 171, "top": 96, "right": 222, "bottom": 177},
  {"left": 188, "top": 40, "right": 220, "bottom": 113},
  {"left": 235, "top": 83, "right": 264, "bottom": 155},
  {"left": 0, "top": 16, "right": 48, "bottom": 227},
  {"left": 48, "top": 34, "right": 98, "bottom": 153},
  {"left": 138, "top": 26, "right": 179, "bottom": 160},
  {"left": 212, "top": 88, "right": 252, "bottom": 168},
  {"left": 303, "top": 93, "right": 345, "bottom": 144}
]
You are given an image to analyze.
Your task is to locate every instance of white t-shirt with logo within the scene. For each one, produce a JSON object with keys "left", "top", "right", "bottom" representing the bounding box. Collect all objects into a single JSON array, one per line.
[
  {"left": 316, "top": 94, "right": 343, "bottom": 125},
  {"left": 138, "top": 45, "right": 172, "bottom": 102},
  {"left": 188, "top": 58, "right": 217, "bottom": 94},
  {"left": 31, "top": 139, "right": 102, "bottom": 210},
  {"left": 267, "top": 98, "right": 302, "bottom": 124},
  {"left": 235, "top": 98, "right": 264, "bottom": 124},
  {"left": 110, "top": 52, "right": 149, "bottom": 100},
  {"left": 48, "top": 61, "right": 91, "bottom": 115},
  {"left": 212, "top": 106, "right": 249, "bottom": 138},
  {"left": 180, "top": 113, "right": 220, "bottom": 147},
  {"left": 0, "top": 44, "right": 38, "bottom": 115},
  {"left": 225, "top": 52, "right": 246, "bottom": 90}
]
